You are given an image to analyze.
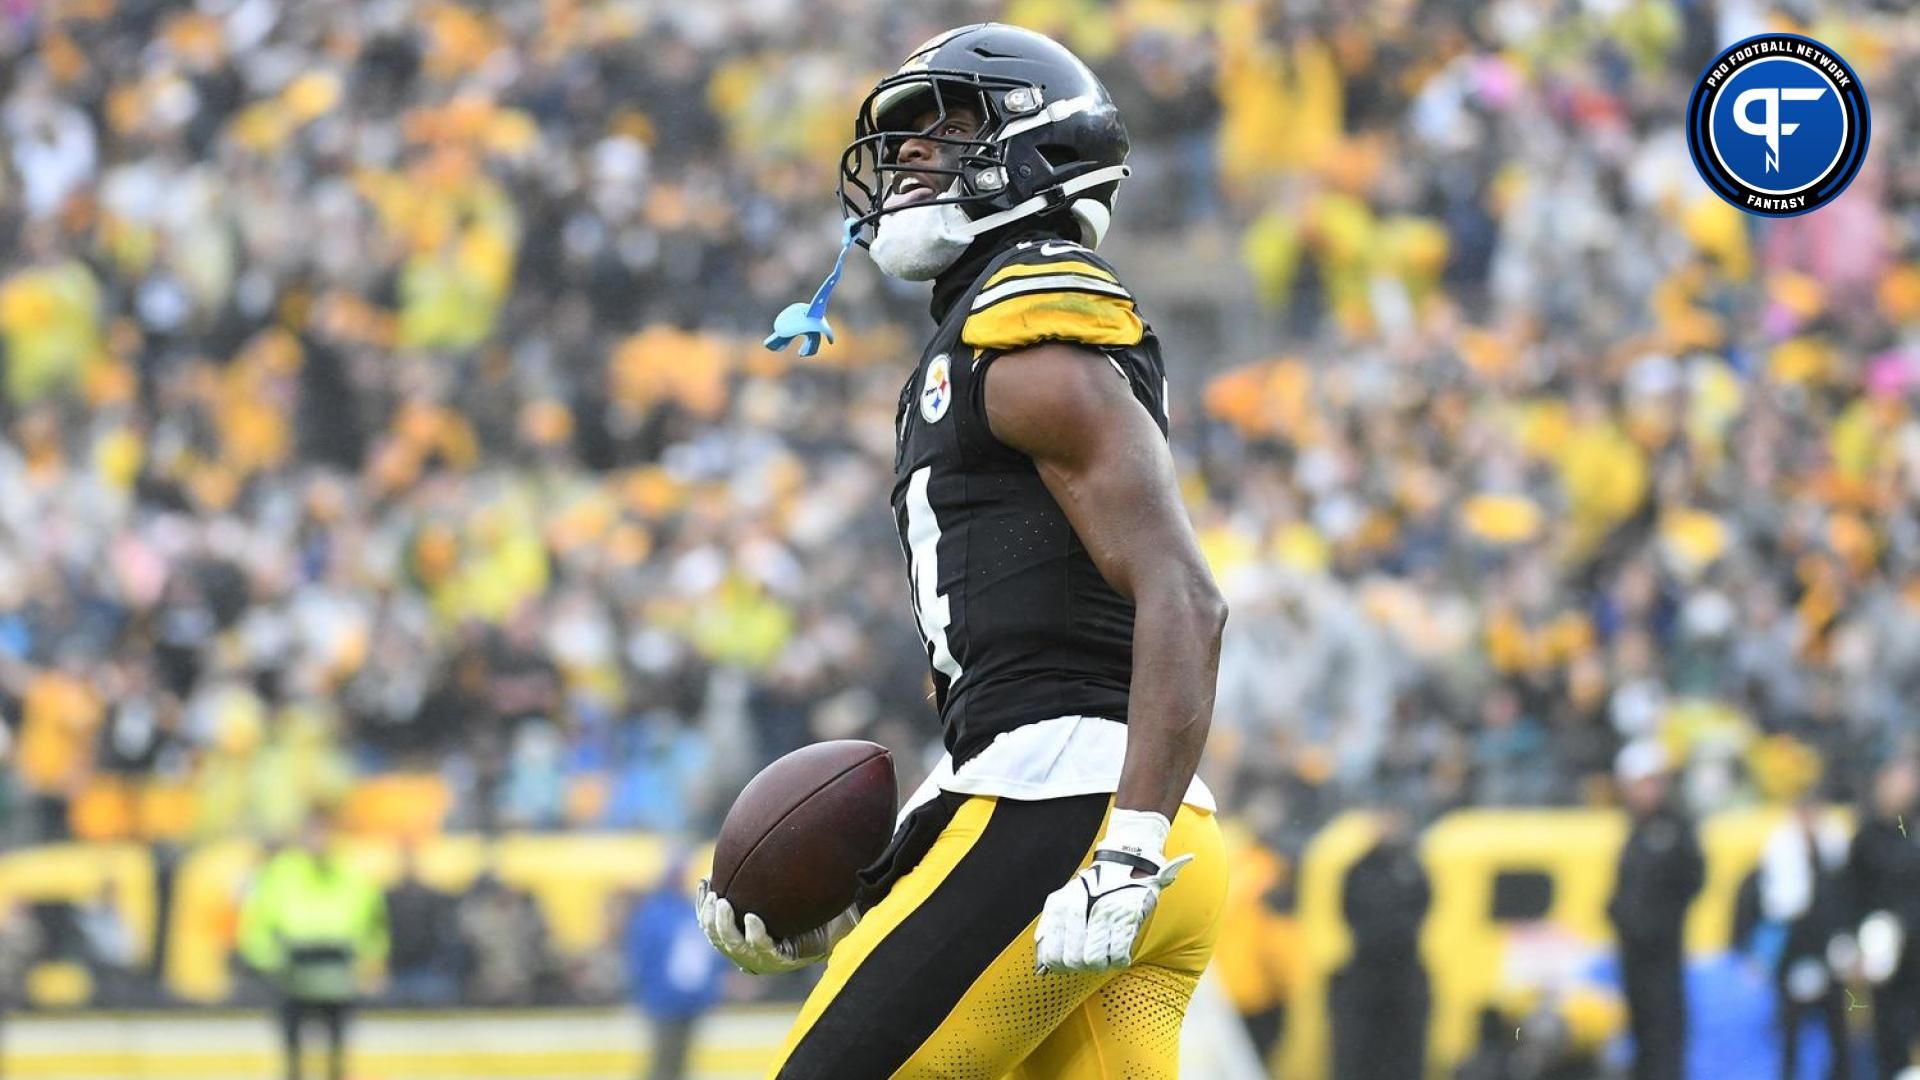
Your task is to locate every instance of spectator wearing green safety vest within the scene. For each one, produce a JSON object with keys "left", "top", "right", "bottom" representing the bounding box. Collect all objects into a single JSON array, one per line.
[{"left": 239, "top": 811, "right": 388, "bottom": 1080}]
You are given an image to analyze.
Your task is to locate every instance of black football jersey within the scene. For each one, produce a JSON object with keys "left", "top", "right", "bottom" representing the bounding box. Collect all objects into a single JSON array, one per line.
[{"left": 890, "top": 239, "right": 1169, "bottom": 768}]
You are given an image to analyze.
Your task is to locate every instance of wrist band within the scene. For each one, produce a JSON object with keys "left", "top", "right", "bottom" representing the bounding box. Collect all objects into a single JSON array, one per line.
[{"left": 1093, "top": 849, "right": 1161, "bottom": 875}]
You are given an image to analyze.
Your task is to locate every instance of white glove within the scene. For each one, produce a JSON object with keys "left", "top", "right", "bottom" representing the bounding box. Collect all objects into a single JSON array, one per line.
[
  {"left": 695, "top": 880, "right": 859, "bottom": 975},
  {"left": 1035, "top": 809, "right": 1192, "bottom": 975},
  {"left": 1861, "top": 910, "right": 1905, "bottom": 986}
]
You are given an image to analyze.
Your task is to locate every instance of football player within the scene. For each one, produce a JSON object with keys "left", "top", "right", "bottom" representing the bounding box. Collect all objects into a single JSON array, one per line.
[{"left": 701, "top": 23, "right": 1229, "bottom": 1079}]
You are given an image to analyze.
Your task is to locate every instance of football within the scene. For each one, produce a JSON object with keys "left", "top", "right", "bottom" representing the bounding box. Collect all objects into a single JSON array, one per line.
[{"left": 710, "top": 740, "right": 898, "bottom": 939}]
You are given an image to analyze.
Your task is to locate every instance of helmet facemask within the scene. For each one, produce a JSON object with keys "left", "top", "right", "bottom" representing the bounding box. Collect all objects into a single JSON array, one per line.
[{"left": 838, "top": 71, "right": 1031, "bottom": 250}]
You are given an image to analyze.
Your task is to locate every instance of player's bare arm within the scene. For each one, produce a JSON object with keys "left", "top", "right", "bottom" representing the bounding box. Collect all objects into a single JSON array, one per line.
[{"left": 983, "top": 343, "right": 1227, "bottom": 822}]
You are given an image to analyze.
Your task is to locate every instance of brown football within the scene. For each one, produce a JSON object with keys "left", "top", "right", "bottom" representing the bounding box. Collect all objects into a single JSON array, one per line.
[{"left": 710, "top": 740, "right": 897, "bottom": 939}]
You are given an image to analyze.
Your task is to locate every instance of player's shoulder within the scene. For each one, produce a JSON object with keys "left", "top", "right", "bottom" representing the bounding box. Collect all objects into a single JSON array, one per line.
[{"left": 961, "top": 238, "right": 1143, "bottom": 353}]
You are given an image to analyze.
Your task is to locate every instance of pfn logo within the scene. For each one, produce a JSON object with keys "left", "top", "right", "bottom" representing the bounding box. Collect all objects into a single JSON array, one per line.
[
  {"left": 1687, "top": 34, "right": 1869, "bottom": 217},
  {"left": 1731, "top": 86, "right": 1827, "bottom": 173}
]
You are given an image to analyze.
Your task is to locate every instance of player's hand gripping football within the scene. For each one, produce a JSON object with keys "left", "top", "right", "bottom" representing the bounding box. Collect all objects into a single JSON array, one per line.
[
  {"left": 696, "top": 880, "right": 858, "bottom": 975},
  {"left": 1035, "top": 809, "right": 1191, "bottom": 974}
]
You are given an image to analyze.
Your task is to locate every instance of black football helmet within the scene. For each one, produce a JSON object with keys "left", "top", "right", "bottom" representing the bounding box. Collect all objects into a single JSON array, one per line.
[{"left": 838, "top": 23, "right": 1132, "bottom": 249}]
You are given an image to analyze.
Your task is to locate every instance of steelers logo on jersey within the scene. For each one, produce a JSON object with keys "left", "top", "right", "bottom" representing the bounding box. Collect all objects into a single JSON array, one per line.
[{"left": 921, "top": 353, "right": 953, "bottom": 423}]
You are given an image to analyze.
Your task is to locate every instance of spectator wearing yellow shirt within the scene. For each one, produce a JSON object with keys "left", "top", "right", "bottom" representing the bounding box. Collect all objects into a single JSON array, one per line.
[
  {"left": 16, "top": 658, "right": 103, "bottom": 841},
  {"left": 0, "top": 224, "right": 103, "bottom": 406},
  {"left": 1214, "top": 4, "right": 1343, "bottom": 195}
]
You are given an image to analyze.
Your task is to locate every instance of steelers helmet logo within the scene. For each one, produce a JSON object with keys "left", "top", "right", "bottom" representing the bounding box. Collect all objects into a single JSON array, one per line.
[
  {"left": 921, "top": 354, "right": 952, "bottom": 423},
  {"left": 1687, "top": 33, "right": 1869, "bottom": 218}
]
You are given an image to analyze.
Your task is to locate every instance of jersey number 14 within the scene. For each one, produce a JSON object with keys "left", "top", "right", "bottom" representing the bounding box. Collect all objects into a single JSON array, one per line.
[{"left": 905, "top": 467, "right": 963, "bottom": 682}]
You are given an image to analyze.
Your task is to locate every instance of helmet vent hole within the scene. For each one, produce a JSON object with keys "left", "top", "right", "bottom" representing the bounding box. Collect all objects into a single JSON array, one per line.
[
  {"left": 1037, "top": 144, "right": 1076, "bottom": 169},
  {"left": 970, "top": 45, "right": 1020, "bottom": 59}
]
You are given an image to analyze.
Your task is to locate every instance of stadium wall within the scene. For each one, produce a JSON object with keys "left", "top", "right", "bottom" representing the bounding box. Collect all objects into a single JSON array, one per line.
[
  {"left": 1282, "top": 806, "right": 1791, "bottom": 1076},
  {"left": 0, "top": 805, "right": 1795, "bottom": 1074}
]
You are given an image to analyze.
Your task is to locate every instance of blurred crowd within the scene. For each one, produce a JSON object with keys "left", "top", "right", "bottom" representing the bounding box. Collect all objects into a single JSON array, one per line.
[
  {"left": 0, "top": 0, "right": 1915, "bottom": 889},
  {"left": 1185, "top": 0, "right": 1920, "bottom": 844}
]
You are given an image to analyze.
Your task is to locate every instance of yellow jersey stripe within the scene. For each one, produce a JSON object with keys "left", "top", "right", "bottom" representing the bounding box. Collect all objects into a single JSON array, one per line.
[{"left": 963, "top": 291, "right": 1145, "bottom": 351}]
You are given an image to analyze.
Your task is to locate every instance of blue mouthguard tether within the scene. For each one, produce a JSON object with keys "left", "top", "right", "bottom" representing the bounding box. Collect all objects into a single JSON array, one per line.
[{"left": 763, "top": 218, "right": 858, "bottom": 357}]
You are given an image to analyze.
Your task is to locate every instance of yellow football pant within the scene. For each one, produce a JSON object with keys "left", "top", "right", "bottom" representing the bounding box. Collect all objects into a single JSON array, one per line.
[{"left": 769, "top": 793, "right": 1227, "bottom": 1079}]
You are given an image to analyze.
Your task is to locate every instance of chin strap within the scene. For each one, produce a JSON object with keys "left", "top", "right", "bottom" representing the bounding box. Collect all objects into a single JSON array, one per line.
[
  {"left": 764, "top": 218, "right": 858, "bottom": 356},
  {"left": 763, "top": 164, "right": 1132, "bottom": 355},
  {"left": 957, "top": 164, "right": 1131, "bottom": 239}
]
